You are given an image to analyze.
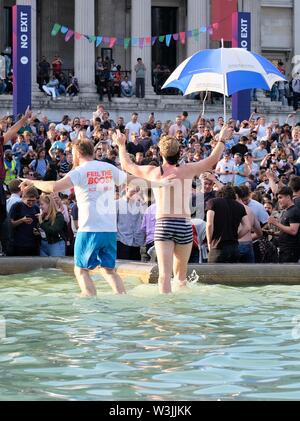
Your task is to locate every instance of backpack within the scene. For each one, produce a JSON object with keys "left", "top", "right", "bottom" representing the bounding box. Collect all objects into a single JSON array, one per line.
[
  {"left": 254, "top": 237, "right": 279, "bottom": 263},
  {"left": 34, "top": 159, "right": 48, "bottom": 172}
]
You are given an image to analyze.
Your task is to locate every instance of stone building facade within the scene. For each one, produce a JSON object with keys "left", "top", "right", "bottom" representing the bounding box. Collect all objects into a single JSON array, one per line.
[{"left": 0, "top": 0, "right": 300, "bottom": 93}]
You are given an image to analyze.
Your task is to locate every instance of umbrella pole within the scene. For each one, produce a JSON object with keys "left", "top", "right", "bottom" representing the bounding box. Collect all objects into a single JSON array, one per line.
[
  {"left": 224, "top": 94, "right": 226, "bottom": 122},
  {"left": 202, "top": 90, "right": 208, "bottom": 118}
]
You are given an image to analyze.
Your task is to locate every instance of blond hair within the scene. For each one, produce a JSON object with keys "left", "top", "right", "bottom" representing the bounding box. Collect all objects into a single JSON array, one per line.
[
  {"left": 158, "top": 135, "right": 180, "bottom": 158},
  {"left": 40, "top": 194, "right": 58, "bottom": 226}
]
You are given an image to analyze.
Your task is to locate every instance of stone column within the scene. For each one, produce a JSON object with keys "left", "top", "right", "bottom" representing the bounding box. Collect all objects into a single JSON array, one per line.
[
  {"left": 16, "top": 0, "right": 38, "bottom": 90},
  {"left": 294, "top": 0, "right": 300, "bottom": 56},
  {"left": 131, "top": 0, "right": 154, "bottom": 96},
  {"left": 187, "top": 0, "right": 208, "bottom": 57},
  {"left": 74, "top": 0, "right": 96, "bottom": 93},
  {"left": 242, "top": 0, "right": 261, "bottom": 54}
]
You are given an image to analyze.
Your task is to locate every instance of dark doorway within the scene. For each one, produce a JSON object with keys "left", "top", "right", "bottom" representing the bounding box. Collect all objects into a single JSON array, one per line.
[
  {"left": 152, "top": 6, "right": 178, "bottom": 93},
  {"left": 4, "top": 7, "right": 12, "bottom": 49}
]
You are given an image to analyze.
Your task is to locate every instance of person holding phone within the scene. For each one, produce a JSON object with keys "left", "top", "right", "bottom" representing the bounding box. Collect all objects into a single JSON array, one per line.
[
  {"left": 9, "top": 186, "right": 40, "bottom": 256},
  {"left": 35, "top": 194, "right": 67, "bottom": 257},
  {"left": 1, "top": 107, "right": 32, "bottom": 233}
]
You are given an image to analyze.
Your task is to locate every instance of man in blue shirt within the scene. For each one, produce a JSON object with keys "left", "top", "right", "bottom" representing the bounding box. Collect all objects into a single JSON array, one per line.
[
  {"left": 12, "top": 134, "right": 29, "bottom": 175},
  {"left": 151, "top": 121, "right": 162, "bottom": 145},
  {"left": 233, "top": 153, "right": 251, "bottom": 186}
]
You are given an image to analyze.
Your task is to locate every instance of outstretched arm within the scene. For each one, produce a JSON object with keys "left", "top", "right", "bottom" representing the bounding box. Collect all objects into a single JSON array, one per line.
[
  {"left": 183, "top": 126, "right": 232, "bottom": 178},
  {"left": 113, "top": 131, "right": 157, "bottom": 181},
  {"left": 20, "top": 175, "right": 73, "bottom": 194},
  {"left": 3, "top": 107, "right": 32, "bottom": 145}
]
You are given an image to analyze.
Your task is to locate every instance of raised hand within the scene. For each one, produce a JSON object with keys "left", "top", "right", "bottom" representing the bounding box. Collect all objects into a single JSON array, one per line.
[
  {"left": 219, "top": 124, "right": 233, "bottom": 142},
  {"left": 23, "top": 106, "right": 32, "bottom": 121},
  {"left": 112, "top": 129, "right": 127, "bottom": 147},
  {"left": 19, "top": 178, "right": 34, "bottom": 191}
]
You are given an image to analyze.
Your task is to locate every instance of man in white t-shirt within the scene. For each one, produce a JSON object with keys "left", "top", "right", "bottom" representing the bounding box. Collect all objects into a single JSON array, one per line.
[
  {"left": 125, "top": 112, "right": 142, "bottom": 142},
  {"left": 20, "top": 140, "right": 129, "bottom": 297},
  {"left": 255, "top": 116, "right": 268, "bottom": 141},
  {"left": 55, "top": 115, "right": 73, "bottom": 133},
  {"left": 215, "top": 151, "right": 235, "bottom": 184}
]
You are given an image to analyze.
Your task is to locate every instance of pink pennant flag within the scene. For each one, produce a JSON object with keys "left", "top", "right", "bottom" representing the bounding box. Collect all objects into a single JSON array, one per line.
[
  {"left": 139, "top": 38, "right": 145, "bottom": 48},
  {"left": 212, "top": 22, "right": 219, "bottom": 30},
  {"left": 109, "top": 37, "right": 117, "bottom": 48},
  {"left": 179, "top": 32, "right": 186, "bottom": 44},
  {"left": 207, "top": 26, "right": 214, "bottom": 35},
  {"left": 145, "top": 36, "right": 151, "bottom": 45},
  {"left": 75, "top": 32, "right": 82, "bottom": 40},
  {"left": 65, "top": 30, "right": 74, "bottom": 42}
]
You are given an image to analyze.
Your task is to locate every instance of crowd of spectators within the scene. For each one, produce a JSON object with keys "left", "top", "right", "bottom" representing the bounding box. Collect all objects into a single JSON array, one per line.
[{"left": 0, "top": 104, "right": 300, "bottom": 264}]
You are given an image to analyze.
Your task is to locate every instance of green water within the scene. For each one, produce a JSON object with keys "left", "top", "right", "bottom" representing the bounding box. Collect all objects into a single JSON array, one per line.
[{"left": 1, "top": 269, "right": 300, "bottom": 401}]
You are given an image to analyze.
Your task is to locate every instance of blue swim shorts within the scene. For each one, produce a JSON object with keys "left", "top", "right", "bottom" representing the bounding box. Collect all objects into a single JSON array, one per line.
[{"left": 74, "top": 232, "right": 117, "bottom": 270}]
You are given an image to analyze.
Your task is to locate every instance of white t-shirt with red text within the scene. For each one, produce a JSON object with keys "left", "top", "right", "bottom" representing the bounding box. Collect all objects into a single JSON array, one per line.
[{"left": 69, "top": 161, "right": 127, "bottom": 233}]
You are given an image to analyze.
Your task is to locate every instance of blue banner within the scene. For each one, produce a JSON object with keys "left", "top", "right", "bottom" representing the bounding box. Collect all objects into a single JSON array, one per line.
[
  {"left": 232, "top": 12, "right": 251, "bottom": 123},
  {"left": 13, "top": 5, "right": 32, "bottom": 117}
]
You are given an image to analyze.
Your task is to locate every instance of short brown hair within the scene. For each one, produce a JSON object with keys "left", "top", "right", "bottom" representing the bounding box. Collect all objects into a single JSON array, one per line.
[
  {"left": 8, "top": 179, "right": 21, "bottom": 194},
  {"left": 277, "top": 187, "right": 293, "bottom": 198},
  {"left": 23, "top": 187, "right": 39, "bottom": 199},
  {"left": 74, "top": 139, "right": 94, "bottom": 158}
]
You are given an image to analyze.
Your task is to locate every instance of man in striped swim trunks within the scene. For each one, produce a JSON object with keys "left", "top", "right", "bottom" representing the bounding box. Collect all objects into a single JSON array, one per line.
[{"left": 114, "top": 125, "right": 232, "bottom": 294}]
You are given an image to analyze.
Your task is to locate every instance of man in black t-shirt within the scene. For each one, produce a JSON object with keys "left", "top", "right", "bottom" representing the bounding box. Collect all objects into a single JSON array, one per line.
[
  {"left": 206, "top": 185, "right": 249, "bottom": 263},
  {"left": 231, "top": 136, "right": 249, "bottom": 157},
  {"left": 9, "top": 187, "right": 40, "bottom": 256},
  {"left": 269, "top": 187, "right": 300, "bottom": 263},
  {"left": 289, "top": 176, "right": 300, "bottom": 211},
  {"left": 126, "top": 133, "right": 144, "bottom": 156}
]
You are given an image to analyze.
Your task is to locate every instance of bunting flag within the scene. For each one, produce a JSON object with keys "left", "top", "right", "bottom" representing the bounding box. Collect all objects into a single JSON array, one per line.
[
  {"left": 166, "top": 34, "right": 172, "bottom": 47},
  {"left": 65, "top": 30, "right": 74, "bottom": 42},
  {"left": 109, "top": 37, "right": 117, "bottom": 48},
  {"left": 139, "top": 38, "right": 144, "bottom": 48},
  {"left": 51, "top": 23, "right": 61, "bottom": 36},
  {"left": 96, "top": 36, "right": 103, "bottom": 47},
  {"left": 50, "top": 20, "right": 224, "bottom": 49},
  {"left": 179, "top": 32, "right": 186, "bottom": 45},
  {"left": 60, "top": 26, "right": 69, "bottom": 34},
  {"left": 193, "top": 29, "right": 199, "bottom": 39},
  {"left": 124, "top": 38, "right": 130, "bottom": 49}
]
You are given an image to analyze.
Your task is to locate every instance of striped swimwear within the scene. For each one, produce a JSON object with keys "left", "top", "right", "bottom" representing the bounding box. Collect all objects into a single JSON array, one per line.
[{"left": 154, "top": 218, "right": 193, "bottom": 245}]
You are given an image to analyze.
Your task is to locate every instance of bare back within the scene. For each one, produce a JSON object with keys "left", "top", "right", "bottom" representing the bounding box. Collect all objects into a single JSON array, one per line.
[{"left": 146, "top": 164, "right": 194, "bottom": 219}]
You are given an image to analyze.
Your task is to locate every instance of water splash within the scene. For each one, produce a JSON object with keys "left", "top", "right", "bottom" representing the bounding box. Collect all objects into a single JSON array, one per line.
[{"left": 187, "top": 270, "right": 200, "bottom": 286}]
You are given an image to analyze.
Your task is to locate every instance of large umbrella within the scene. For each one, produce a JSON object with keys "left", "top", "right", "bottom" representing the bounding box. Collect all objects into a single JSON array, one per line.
[{"left": 162, "top": 46, "right": 287, "bottom": 120}]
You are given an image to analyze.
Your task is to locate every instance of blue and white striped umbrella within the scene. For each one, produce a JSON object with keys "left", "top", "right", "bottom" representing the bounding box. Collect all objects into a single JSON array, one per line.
[{"left": 162, "top": 48, "right": 286, "bottom": 97}]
